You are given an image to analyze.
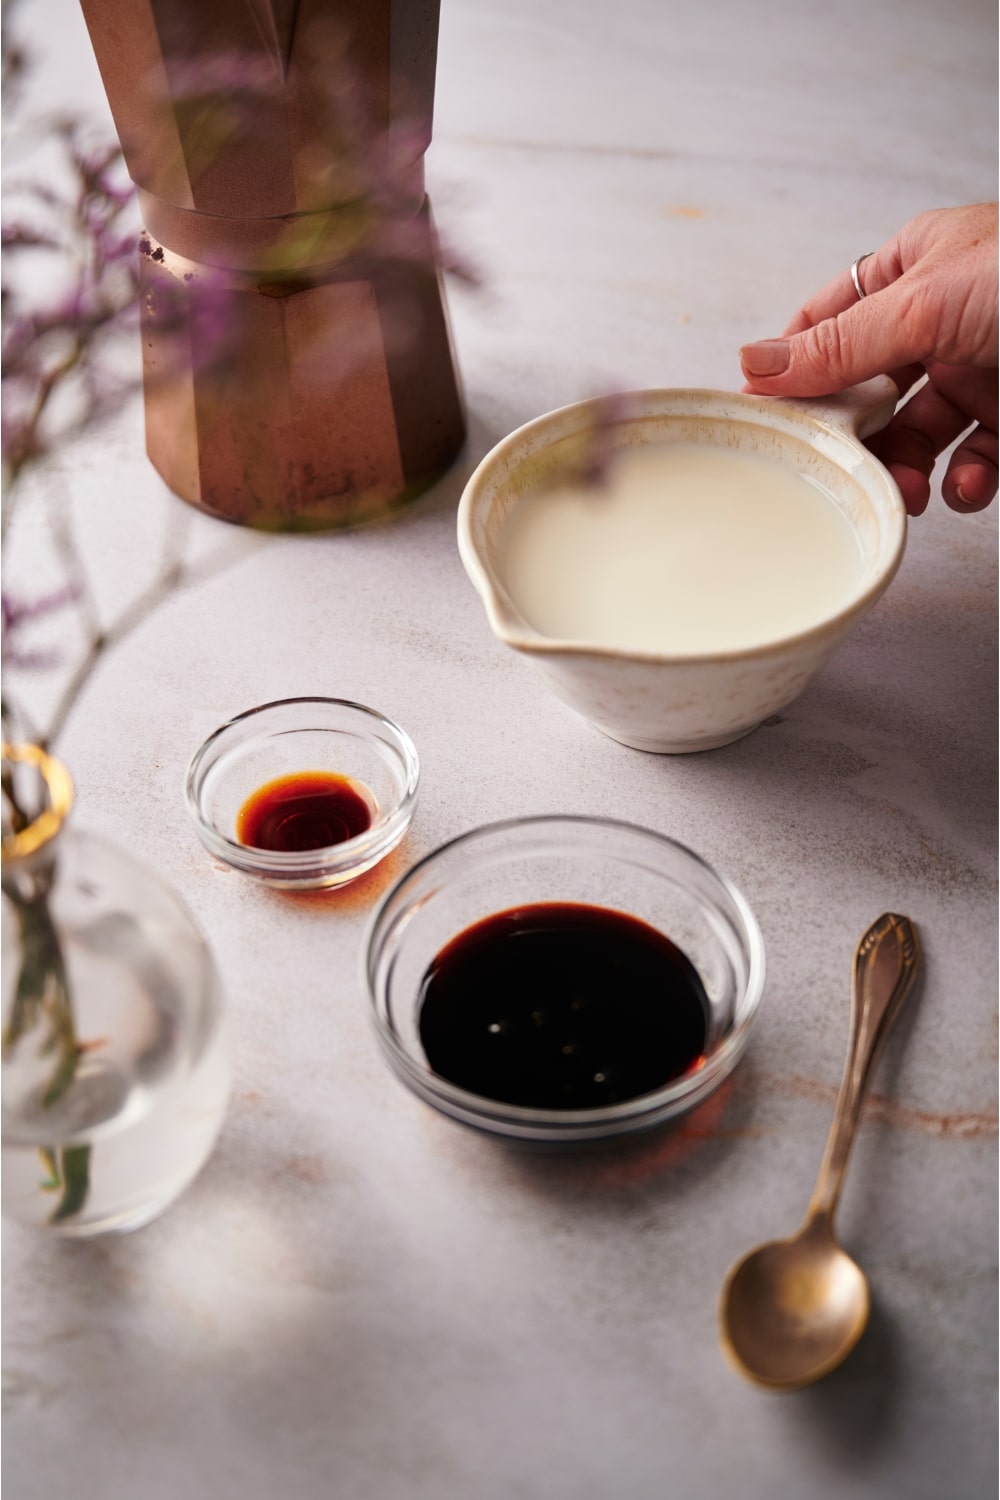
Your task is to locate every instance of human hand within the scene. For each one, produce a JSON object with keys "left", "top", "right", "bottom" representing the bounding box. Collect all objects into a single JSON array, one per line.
[{"left": 739, "top": 203, "right": 999, "bottom": 515}]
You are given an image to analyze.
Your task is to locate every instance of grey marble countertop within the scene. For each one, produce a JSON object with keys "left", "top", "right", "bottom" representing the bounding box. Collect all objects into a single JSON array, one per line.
[{"left": 3, "top": 2, "right": 997, "bottom": 1498}]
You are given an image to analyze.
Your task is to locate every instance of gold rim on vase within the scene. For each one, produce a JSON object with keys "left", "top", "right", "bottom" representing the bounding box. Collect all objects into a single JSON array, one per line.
[{"left": 1, "top": 743, "right": 75, "bottom": 863}]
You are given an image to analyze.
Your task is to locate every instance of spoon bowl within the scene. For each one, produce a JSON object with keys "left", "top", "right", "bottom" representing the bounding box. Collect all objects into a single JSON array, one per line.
[
  {"left": 719, "top": 912, "right": 920, "bottom": 1389},
  {"left": 721, "top": 1219, "right": 870, "bottom": 1389}
]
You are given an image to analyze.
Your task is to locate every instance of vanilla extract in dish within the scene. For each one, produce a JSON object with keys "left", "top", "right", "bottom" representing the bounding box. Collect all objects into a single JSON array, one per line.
[
  {"left": 236, "top": 771, "right": 376, "bottom": 853},
  {"left": 497, "top": 440, "right": 865, "bottom": 654},
  {"left": 416, "top": 903, "right": 709, "bottom": 1109}
]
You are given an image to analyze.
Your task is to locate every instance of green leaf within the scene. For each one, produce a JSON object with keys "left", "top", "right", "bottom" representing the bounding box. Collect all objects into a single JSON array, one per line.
[{"left": 49, "top": 1145, "right": 91, "bottom": 1223}]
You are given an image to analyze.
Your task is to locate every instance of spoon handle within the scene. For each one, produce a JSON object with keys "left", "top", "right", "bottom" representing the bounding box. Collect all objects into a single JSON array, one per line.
[{"left": 807, "top": 913, "right": 921, "bottom": 1227}]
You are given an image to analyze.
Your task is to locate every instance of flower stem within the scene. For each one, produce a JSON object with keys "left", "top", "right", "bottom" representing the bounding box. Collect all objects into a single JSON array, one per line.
[{"left": 2, "top": 879, "right": 80, "bottom": 1106}]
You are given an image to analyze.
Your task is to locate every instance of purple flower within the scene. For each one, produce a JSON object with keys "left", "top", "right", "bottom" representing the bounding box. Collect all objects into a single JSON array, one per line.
[{"left": 1, "top": 586, "right": 79, "bottom": 671}]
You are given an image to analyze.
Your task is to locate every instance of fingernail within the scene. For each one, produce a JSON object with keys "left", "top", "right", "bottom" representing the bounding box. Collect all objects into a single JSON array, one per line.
[
  {"left": 956, "top": 485, "right": 972, "bottom": 505},
  {"left": 740, "top": 339, "right": 790, "bottom": 377}
]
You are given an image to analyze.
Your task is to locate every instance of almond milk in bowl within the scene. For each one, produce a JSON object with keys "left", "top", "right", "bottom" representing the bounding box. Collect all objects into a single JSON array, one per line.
[{"left": 457, "top": 378, "right": 906, "bottom": 753}]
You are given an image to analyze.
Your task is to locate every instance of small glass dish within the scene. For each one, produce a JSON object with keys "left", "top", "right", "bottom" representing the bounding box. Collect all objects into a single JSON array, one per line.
[
  {"left": 363, "top": 816, "right": 765, "bottom": 1143},
  {"left": 185, "top": 698, "right": 419, "bottom": 890}
]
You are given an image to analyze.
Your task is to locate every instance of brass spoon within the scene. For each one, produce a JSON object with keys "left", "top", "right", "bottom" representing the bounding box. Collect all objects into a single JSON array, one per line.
[{"left": 719, "top": 912, "right": 920, "bottom": 1390}]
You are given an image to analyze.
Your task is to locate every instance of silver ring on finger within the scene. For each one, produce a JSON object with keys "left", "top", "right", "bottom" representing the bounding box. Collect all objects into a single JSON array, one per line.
[{"left": 850, "top": 252, "right": 875, "bottom": 301}]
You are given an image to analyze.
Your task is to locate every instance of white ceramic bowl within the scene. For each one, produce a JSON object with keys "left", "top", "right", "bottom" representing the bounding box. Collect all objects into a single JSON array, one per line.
[{"left": 457, "top": 379, "right": 906, "bottom": 753}]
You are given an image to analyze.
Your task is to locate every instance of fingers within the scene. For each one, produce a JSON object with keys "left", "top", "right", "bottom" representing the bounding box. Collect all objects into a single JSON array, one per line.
[
  {"left": 942, "top": 426, "right": 999, "bottom": 512},
  {"left": 781, "top": 265, "right": 927, "bottom": 399},
  {"left": 741, "top": 274, "right": 933, "bottom": 396},
  {"left": 779, "top": 243, "right": 904, "bottom": 338},
  {"left": 933, "top": 364, "right": 999, "bottom": 511},
  {"left": 740, "top": 362, "right": 924, "bottom": 402},
  {"left": 737, "top": 208, "right": 998, "bottom": 516},
  {"left": 780, "top": 269, "right": 862, "bottom": 337},
  {"left": 866, "top": 366, "right": 999, "bottom": 515},
  {"left": 883, "top": 362, "right": 927, "bottom": 403},
  {"left": 742, "top": 205, "right": 999, "bottom": 394}
]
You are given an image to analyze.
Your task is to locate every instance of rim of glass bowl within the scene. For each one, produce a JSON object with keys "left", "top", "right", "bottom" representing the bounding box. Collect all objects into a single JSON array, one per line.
[
  {"left": 362, "top": 815, "right": 766, "bottom": 1142},
  {"left": 184, "top": 696, "right": 420, "bottom": 883}
]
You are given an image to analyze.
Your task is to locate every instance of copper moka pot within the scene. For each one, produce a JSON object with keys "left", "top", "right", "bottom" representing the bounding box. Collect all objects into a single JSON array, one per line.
[{"left": 79, "top": 0, "right": 466, "bottom": 530}]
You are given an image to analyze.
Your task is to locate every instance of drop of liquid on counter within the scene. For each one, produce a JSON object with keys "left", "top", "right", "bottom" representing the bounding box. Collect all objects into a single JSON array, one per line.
[
  {"left": 497, "top": 441, "right": 865, "bottom": 653},
  {"left": 236, "top": 771, "right": 376, "bottom": 853},
  {"left": 417, "top": 903, "right": 709, "bottom": 1110}
]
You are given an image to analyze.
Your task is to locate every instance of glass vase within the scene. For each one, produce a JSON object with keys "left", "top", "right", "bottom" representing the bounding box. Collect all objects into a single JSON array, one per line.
[{"left": 2, "top": 743, "right": 230, "bottom": 1236}]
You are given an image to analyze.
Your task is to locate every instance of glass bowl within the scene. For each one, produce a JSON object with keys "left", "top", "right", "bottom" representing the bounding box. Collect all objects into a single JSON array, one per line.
[
  {"left": 185, "top": 698, "right": 419, "bottom": 889},
  {"left": 363, "top": 816, "right": 765, "bottom": 1142}
]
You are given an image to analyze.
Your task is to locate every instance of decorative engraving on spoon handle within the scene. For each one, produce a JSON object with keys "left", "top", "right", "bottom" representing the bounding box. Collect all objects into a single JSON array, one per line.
[{"left": 807, "top": 913, "right": 921, "bottom": 1226}]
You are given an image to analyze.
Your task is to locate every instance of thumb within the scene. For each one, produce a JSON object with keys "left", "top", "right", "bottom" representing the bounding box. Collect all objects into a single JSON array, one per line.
[{"left": 740, "top": 280, "right": 928, "bottom": 397}]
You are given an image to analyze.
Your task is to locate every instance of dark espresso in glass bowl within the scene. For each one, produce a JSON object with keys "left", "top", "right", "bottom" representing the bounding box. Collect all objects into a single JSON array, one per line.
[
  {"left": 185, "top": 697, "right": 419, "bottom": 891},
  {"left": 364, "top": 817, "right": 764, "bottom": 1144},
  {"left": 236, "top": 771, "right": 376, "bottom": 853},
  {"left": 418, "top": 903, "right": 709, "bottom": 1111}
]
